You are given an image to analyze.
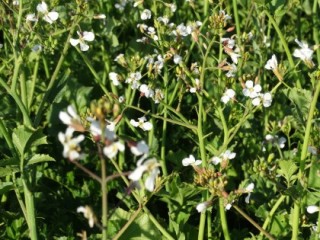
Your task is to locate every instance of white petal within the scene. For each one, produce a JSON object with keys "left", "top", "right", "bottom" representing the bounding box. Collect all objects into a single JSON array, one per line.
[
  {"left": 82, "top": 32, "right": 95, "bottom": 41},
  {"left": 37, "top": 1, "right": 48, "bottom": 13},
  {"left": 70, "top": 38, "right": 80, "bottom": 46},
  {"left": 307, "top": 205, "right": 320, "bottom": 214},
  {"left": 79, "top": 42, "right": 89, "bottom": 51},
  {"left": 245, "top": 193, "right": 251, "bottom": 204},
  {"left": 194, "top": 160, "right": 202, "bottom": 165},
  {"left": 130, "top": 119, "right": 139, "bottom": 127},
  {"left": 142, "top": 122, "right": 153, "bottom": 131},
  {"left": 59, "top": 111, "right": 72, "bottom": 125},
  {"left": 129, "top": 165, "right": 148, "bottom": 181},
  {"left": 196, "top": 202, "right": 208, "bottom": 213},
  {"left": 211, "top": 156, "right": 221, "bottom": 165},
  {"left": 47, "top": 11, "right": 59, "bottom": 22},
  {"left": 246, "top": 183, "right": 255, "bottom": 192},
  {"left": 252, "top": 97, "right": 261, "bottom": 106}
]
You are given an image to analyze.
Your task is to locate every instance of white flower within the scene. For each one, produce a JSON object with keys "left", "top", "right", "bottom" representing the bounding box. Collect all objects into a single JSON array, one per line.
[
  {"left": 13, "top": 0, "right": 19, "bottom": 5},
  {"left": 196, "top": 201, "right": 210, "bottom": 213},
  {"left": 293, "top": 39, "right": 314, "bottom": 67},
  {"left": 307, "top": 205, "right": 320, "bottom": 214},
  {"left": 26, "top": 13, "right": 38, "bottom": 22},
  {"left": 130, "top": 117, "right": 153, "bottom": 131},
  {"left": 242, "top": 80, "right": 262, "bottom": 99},
  {"left": 169, "top": 3, "right": 177, "bottom": 12},
  {"left": 129, "top": 157, "right": 160, "bottom": 191},
  {"left": 59, "top": 105, "right": 84, "bottom": 131},
  {"left": 172, "top": 23, "right": 192, "bottom": 37},
  {"left": 103, "top": 141, "right": 125, "bottom": 159},
  {"left": 157, "top": 16, "right": 169, "bottom": 25},
  {"left": 262, "top": 92, "right": 272, "bottom": 107},
  {"left": 265, "top": 55, "right": 278, "bottom": 70},
  {"left": 221, "top": 38, "right": 235, "bottom": 49},
  {"left": 141, "top": 9, "right": 152, "bottom": 20},
  {"left": 173, "top": 54, "right": 182, "bottom": 64},
  {"left": 230, "top": 52, "right": 241, "bottom": 64},
  {"left": 70, "top": 31, "right": 95, "bottom": 52},
  {"left": 109, "top": 72, "right": 120, "bottom": 86},
  {"left": 221, "top": 89, "right": 235, "bottom": 104},
  {"left": 36, "top": 1, "right": 59, "bottom": 24},
  {"left": 88, "top": 118, "right": 116, "bottom": 142},
  {"left": 211, "top": 150, "right": 236, "bottom": 165},
  {"left": 139, "top": 84, "right": 154, "bottom": 98},
  {"left": 58, "top": 127, "right": 85, "bottom": 161},
  {"left": 244, "top": 183, "right": 254, "bottom": 204},
  {"left": 130, "top": 140, "right": 149, "bottom": 156},
  {"left": 182, "top": 154, "right": 202, "bottom": 166},
  {"left": 77, "top": 206, "right": 95, "bottom": 228}
]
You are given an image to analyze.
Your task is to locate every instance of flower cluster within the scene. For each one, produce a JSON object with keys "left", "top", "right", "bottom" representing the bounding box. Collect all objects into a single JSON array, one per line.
[
  {"left": 242, "top": 80, "right": 272, "bottom": 107},
  {"left": 26, "top": 1, "right": 59, "bottom": 24}
]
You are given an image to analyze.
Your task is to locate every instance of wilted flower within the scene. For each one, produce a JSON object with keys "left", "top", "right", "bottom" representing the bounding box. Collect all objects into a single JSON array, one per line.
[
  {"left": 130, "top": 117, "right": 153, "bottom": 131},
  {"left": 36, "top": 1, "right": 59, "bottom": 24},
  {"left": 221, "top": 89, "right": 236, "bottom": 104},
  {"left": 182, "top": 154, "right": 202, "bottom": 166},
  {"left": 293, "top": 39, "right": 314, "bottom": 68},
  {"left": 70, "top": 31, "right": 95, "bottom": 52},
  {"left": 77, "top": 206, "right": 96, "bottom": 228},
  {"left": 58, "top": 127, "right": 85, "bottom": 161},
  {"left": 129, "top": 157, "right": 160, "bottom": 191}
]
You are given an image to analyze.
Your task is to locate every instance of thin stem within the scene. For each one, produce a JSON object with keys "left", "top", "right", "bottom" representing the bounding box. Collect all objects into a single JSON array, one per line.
[
  {"left": 34, "top": 16, "right": 81, "bottom": 127},
  {"left": 233, "top": 205, "right": 275, "bottom": 240},
  {"left": 28, "top": 56, "right": 40, "bottom": 109},
  {"left": 69, "top": 159, "right": 102, "bottom": 183},
  {"left": 312, "top": 0, "right": 320, "bottom": 64},
  {"left": 262, "top": 195, "right": 286, "bottom": 231},
  {"left": 292, "top": 74, "right": 320, "bottom": 239},
  {"left": 112, "top": 206, "right": 142, "bottom": 240},
  {"left": 98, "top": 144, "right": 108, "bottom": 240}
]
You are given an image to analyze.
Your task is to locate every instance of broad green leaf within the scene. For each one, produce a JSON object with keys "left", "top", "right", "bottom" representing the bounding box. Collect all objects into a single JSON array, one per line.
[
  {"left": 0, "top": 166, "right": 19, "bottom": 177},
  {"left": 277, "top": 160, "right": 298, "bottom": 185},
  {"left": 269, "top": 212, "right": 290, "bottom": 236},
  {"left": 12, "top": 126, "right": 47, "bottom": 156},
  {"left": 12, "top": 125, "right": 34, "bottom": 156},
  {"left": 308, "top": 159, "right": 320, "bottom": 189},
  {"left": 26, "top": 154, "right": 55, "bottom": 165},
  {"left": 0, "top": 182, "right": 14, "bottom": 195}
]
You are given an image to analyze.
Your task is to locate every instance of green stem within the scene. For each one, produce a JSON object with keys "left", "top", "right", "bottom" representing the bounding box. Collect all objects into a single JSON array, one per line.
[
  {"left": 232, "top": 0, "right": 241, "bottom": 47},
  {"left": 28, "top": 56, "right": 40, "bottom": 109},
  {"left": 219, "top": 198, "right": 230, "bottom": 240},
  {"left": 262, "top": 195, "right": 286, "bottom": 231},
  {"left": 34, "top": 16, "right": 81, "bottom": 127},
  {"left": 22, "top": 176, "right": 38, "bottom": 240},
  {"left": 112, "top": 206, "right": 142, "bottom": 240},
  {"left": 292, "top": 74, "right": 320, "bottom": 240},
  {"left": 233, "top": 205, "right": 275, "bottom": 240},
  {"left": 98, "top": 144, "right": 108, "bottom": 240},
  {"left": 312, "top": 0, "right": 320, "bottom": 64},
  {"left": 0, "top": 77, "right": 32, "bottom": 127}
]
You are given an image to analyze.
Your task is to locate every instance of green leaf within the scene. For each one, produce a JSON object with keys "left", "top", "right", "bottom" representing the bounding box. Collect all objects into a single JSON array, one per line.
[
  {"left": 12, "top": 125, "right": 34, "bottom": 156},
  {"left": 12, "top": 126, "right": 48, "bottom": 156},
  {"left": 277, "top": 160, "right": 298, "bottom": 185},
  {"left": 26, "top": 154, "right": 55, "bottom": 166},
  {"left": 0, "top": 166, "right": 19, "bottom": 177},
  {"left": 0, "top": 182, "right": 14, "bottom": 195},
  {"left": 308, "top": 159, "right": 320, "bottom": 189}
]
